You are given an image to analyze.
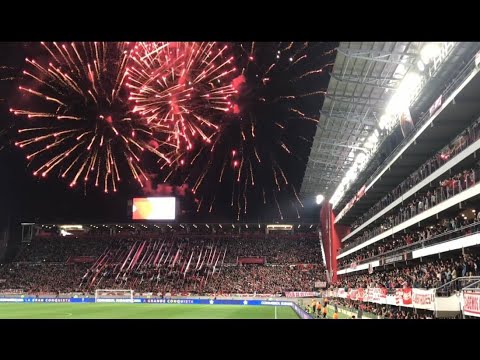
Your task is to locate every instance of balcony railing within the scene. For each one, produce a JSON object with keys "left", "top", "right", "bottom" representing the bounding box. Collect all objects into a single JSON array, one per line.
[
  {"left": 339, "top": 168, "right": 480, "bottom": 256},
  {"left": 339, "top": 219, "right": 480, "bottom": 270}
]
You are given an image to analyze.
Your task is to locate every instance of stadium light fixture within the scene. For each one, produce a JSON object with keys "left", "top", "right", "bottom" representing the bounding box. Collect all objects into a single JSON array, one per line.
[
  {"left": 355, "top": 152, "right": 366, "bottom": 164},
  {"left": 329, "top": 46, "right": 433, "bottom": 211},
  {"left": 417, "top": 59, "right": 425, "bottom": 72},
  {"left": 316, "top": 194, "right": 324, "bottom": 205},
  {"left": 420, "top": 43, "right": 441, "bottom": 64}
]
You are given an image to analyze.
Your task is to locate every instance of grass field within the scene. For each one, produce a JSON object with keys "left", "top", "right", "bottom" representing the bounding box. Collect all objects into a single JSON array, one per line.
[{"left": 0, "top": 303, "right": 300, "bottom": 319}]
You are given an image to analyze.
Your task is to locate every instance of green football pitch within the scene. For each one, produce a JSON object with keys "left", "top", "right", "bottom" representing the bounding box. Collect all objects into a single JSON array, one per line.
[{"left": 0, "top": 303, "right": 300, "bottom": 319}]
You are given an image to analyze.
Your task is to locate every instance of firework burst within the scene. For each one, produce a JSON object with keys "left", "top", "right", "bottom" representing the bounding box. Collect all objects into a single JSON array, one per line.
[
  {"left": 10, "top": 42, "right": 173, "bottom": 193},
  {"left": 127, "top": 42, "right": 238, "bottom": 154},
  {"left": 129, "top": 42, "right": 335, "bottom": 220}
]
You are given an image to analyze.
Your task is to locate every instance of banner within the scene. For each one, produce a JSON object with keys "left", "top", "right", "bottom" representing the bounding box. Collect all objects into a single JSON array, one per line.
[
  {"left": 379, "top": 252, "right": 412, "bottom": 266},
  {"left": 330, "top": 287, "right": 433, "bottom": 310},
  {"left": 463, "top": 291, "right": 480, "bottom": 317},
  {"left": 367, "top": 288, "right": 387, "bottom": 302},
  {"left": 348, "top": 289, "right": 358, "bottom": 300},
  {"left": 237, "top": 257, "right": 265, "bottom": 265},
  {"left": 284, "top": 291, "right": 319, "bottom": 298},
  {"left": 66, "top": 256, "right": 96, "bottom": 264},
  {"left": 399, "top": 108, "right": 414, "bottom": 138},
  {"left": 395, "top": 288, "right": 412, "bottom": 305},
  {"left": 356, "top": 185, "right": 366, "bottom": 202},
  {"left": 411, "top": 289, "right": 435, "bottom": 310},
  {"left": 429, "top": 95, "right": 443, "bottom": 116},
  {"left": 337, "top": 288, "right": 347, "bottom": 299},
  {"left": 0, "top": 289, "right": 24, "bottom": 294},
  {"left": 357, "top": 288, "right": 364, "bottom": 302}
]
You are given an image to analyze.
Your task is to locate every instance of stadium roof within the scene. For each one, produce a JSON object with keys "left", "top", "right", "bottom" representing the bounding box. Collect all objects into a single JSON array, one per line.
[{"left": 300, "top": 42, "right": 421, "bottom": 199}]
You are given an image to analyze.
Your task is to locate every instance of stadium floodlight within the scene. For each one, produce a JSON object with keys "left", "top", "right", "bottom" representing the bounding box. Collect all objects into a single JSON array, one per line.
[
  {"left": 316, "top": 194, "right": 324, "bottom": 205},
  {"left": 417, "top": 59, "right": 425, "bottom": 72},
  {"left": 355, "top": 152, "right": 366, "bottom": 164},
  {"left": 386, "top": 72, "right": 422, "bottom": 116},
  {"left": 420, "top": 43, "right": 441, "bottom": 64},
  {"left": 386, "top": 92, "right": 409, "bottom": 115},
  {"left": 364, "top": 141, "right": 375, "bottom": 149},
  {"left": 345, "top": 169, "right": 357, "bottom": 181},
  {"left": 401, "top": 72, "right": 422, "bottom": 92}
]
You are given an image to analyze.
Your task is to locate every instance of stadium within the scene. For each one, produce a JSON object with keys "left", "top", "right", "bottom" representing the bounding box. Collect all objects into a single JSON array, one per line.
[{"left": 1, "top": 42, "right": 480, "bottom": 319}]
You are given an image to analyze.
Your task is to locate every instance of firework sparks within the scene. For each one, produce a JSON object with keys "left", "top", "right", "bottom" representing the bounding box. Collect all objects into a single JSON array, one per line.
[
  {"left": 288, "top": 108, "right": 319, "bottom": 123},
  {"left": 127, "top": 42, "right": 238, "bottom": 154},
  {"left": 143, "top": 42, "right": 336, "bottom": 220},
  {"left": 9, "top": 41, "right": 336, "bottom": 220},
  {"left": 11, "top": 42, "right": 173, "bottom": 191}
]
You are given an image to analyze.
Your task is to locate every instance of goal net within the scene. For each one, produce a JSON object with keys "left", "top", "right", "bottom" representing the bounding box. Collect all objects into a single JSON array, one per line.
[{"left": 95, "top": 289, "right": 134, "bottom": 303}]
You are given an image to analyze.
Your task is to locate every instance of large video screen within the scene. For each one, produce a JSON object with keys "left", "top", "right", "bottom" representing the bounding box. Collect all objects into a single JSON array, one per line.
[{"left": 132, "top": 197, "right": 176, "bottom": 220}]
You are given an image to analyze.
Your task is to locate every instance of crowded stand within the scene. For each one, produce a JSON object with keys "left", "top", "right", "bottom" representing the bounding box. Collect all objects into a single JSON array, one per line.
[
  {"left": 341, "top": 166, "right": 480, "bottom": 254},
  {"left": 339, "top": 209, "right": 480, "bottom": 268},
  {"left": 330, "top": 297, "right": 434, "bottom": 319},
  {"left": 336, "top": 253, "right": 480, "bottom": 290},
  {"left": 0, "top": 228, "right": 326, "bottom": 296}
]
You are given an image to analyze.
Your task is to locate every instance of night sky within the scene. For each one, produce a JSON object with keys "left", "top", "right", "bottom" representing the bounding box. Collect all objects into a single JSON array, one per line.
[{"left": 0, "top": 42, "right": 336, "bottom": 224}]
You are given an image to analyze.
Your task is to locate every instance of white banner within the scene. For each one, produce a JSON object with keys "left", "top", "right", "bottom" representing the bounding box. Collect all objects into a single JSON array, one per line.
[
  {"left": 328, "top": 288, "right": 435, "bottom": 310},
  {"left": 463, "top": 291, "right": 480, "bottom": 317},
  {"left": 337, "top": 288, "right": 347, "bottom": 299},
  {"left": 411, "top": 289, "right": 436, "bottom": 310}
]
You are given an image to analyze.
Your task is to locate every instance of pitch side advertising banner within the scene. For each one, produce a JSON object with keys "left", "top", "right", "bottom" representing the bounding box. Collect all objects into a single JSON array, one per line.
[
  {"left": 284, "top": 291, "right": 319, "bottom": 298},
  {"left": 463, "top": 291, "right": 480, "bottom": 317}
]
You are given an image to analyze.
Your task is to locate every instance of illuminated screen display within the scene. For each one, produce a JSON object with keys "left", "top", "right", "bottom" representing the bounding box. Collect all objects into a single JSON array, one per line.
[{"left": 132, "top": 197, "right": 176, "bottom": 220}]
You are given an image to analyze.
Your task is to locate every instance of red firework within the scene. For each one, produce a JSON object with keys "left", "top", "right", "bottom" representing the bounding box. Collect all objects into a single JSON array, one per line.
[
  {"left": 10, "top": 42, "right": 173, "bottom": 193},
  {"left": 126, "top": 42, "right": 238, "bottom": 154}
]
